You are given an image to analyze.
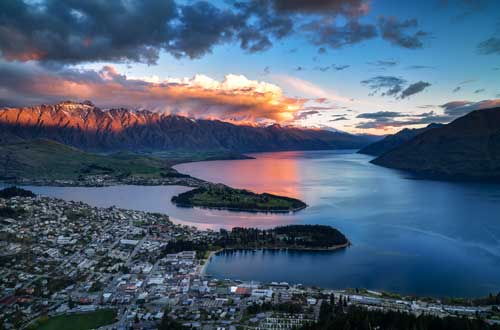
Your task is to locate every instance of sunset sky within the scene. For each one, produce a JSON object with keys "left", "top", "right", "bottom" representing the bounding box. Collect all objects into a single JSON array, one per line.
[{"left": 0, "top": 0, "right": 499, "bottom": 134}]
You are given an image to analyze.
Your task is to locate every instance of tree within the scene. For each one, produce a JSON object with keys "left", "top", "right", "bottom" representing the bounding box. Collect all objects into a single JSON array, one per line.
[{"left": 158, "top": 314, "right": 186, "bottom": 330}]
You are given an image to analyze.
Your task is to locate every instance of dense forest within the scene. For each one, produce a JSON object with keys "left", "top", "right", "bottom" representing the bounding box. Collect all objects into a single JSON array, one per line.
[
  {"left": 0, "top": 186, "right": 35, "bottom": 199},
  {"left": 171, "top": 184, "right": 306, "bottom": 212},
  {"left": 300, "top": 299, "right": 500, "bottom": 330},
  {"left": 218, "top": 225, "right": 349, "bottom": 249},
  {"left": 163, "top": 225, "right": 349, "bottom": 257}
]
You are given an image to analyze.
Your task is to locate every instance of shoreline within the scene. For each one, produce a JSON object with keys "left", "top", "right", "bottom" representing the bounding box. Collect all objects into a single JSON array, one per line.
[
  {"left": 199, "top": 242, "right": 351, "bottom": 276},
  {"left": 199, "top": 249, "right": 223, "bottom": 276},
  {"left": 171, "top": 202, "right": 307, "bottom": 214},
  {"left": 218, "top": 242, "right": 351, "bottom": 252}
]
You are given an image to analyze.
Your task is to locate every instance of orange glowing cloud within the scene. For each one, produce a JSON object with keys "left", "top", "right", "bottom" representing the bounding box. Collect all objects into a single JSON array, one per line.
[{"left": 0, "top": 64, "right": 307, "bottom": 125}]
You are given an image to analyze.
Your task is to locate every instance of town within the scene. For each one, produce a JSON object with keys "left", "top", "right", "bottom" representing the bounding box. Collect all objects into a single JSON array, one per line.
[{"left": 1, "top": 192, "right": 499, "bottom": 330}]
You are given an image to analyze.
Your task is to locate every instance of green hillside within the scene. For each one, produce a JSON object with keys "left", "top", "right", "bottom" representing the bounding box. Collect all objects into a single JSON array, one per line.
[{"left": 0, "top": 139, "right": 175, "bottom": 181}]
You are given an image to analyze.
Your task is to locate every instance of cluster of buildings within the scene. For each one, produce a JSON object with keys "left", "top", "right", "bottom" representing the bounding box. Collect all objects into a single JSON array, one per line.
[
  {"left": 0, "top": 195, "right": 499, "bottom": 329},
  {"left": 9, "top": 173, "right": 204, "bottom": 188}
]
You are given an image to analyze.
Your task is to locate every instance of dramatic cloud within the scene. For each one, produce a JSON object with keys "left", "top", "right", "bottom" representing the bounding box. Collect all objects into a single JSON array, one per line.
[
  {"left": 294, "top": 110, "right": 320, "bottom": 120},
  {"left": 367, "top": 60, "right": 399, "bottom": 68},
  {"left": 477, "top": 38, "right": 500, "bottom": 55},
  {"left": 233, "top": 1, "right": 294, "bottom": 53},
  {"left": 271, "top": 0, "right": 370, "bottom": 17},
  {"left": 355, "top": 112, "right": 434, "bottom": 129},
  {"left": 400, "top": 81, "right": 432, "bottom": 99},
  {"left": 303, "top": 19, "right": 377, "bottom": 49},
  {"left": 441, "top": 99, "right": 500, "bottom": 117},
  {"left": 313, "top": 66, "right": 331, "bottom": 72},
  {"left": 357, "top": 111, "right": 407, "bottom": 119},
  {"left": 0, "top": 62, "right": 305, "bottom": 124},
  {"left": 330, "top": 116, "right": 349, "bottom": 122},
  {"left": 361, "top": 76, "right": 431, "bottom": 99},
  {"left": 378, "top": 17, "right": 429, "bottom": 49},
  {"left": 333, "top": 64, "right": 350, "bottom": 71},
  {"left": 0, "top": 0, "right": 177, "bottom": 63},
  {"left": 0, "top": 0, "right": 431, "bottom": 65},
  {"left": 0, "top": 0, "right": 296, "bottom": 63},
  {"left": 361, "top": 76, "right": 406, "bottom": 97},
  {"left": 355, "top": 98, "right": 500, "bottom": 130}
]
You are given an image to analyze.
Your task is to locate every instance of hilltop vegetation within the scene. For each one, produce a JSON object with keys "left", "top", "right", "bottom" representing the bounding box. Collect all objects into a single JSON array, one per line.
[
  {"left": 171, "top": 184, "right": 306, "bottom": 213},
  {"left": 0, "top": 139, "right": 188, "bottom": 183},
  {"left": 371, "top": 107, "right": 500, "bottom": 180},
  {"left": 0, "top": 186, "right": 36, "bottom": 199},
  {"left": 164, "top": 225, "right": 349, "bottom": 254},
  {"left": 219, "top": 225, "right": 349, "bottom": 249},
  {"left": 358, "top": 123, "right": 443, "bottom": 156}
]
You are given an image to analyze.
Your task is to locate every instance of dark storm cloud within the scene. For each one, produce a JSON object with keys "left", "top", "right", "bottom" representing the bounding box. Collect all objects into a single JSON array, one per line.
[
  {"left": 333, "top": 64, "right": 350, "bottom": 71},
  {"left": 356, "top": 98, "right": 500, "bottom": 130},
  {"left": 378, "top": 17, "right": 429, "bottom": 49},
  {"left": 0, "top": 0, "right": 251, "bottom": 63},
  {"left": 318, "top": 47, "right": 327, "bottom": 54},
  {"left": 0, "top": 0, "right": 431, "bottom": 65},
  {"left": 271, "top": 0, "right": 370, "bottom": 16},
  {"left": 357, "top": 111, "right": 406, "bottom": 119},
  {"left": 400, "top": 81, "right": 431, "bottom": 99},
  {"left": 294, "top": 110, "right": 320, "bottom": 120},
  {"left": 441, "top": 99, "right": 500, "bottom": 117},
  {"left": 360, "top": 76, "right": 407, "bottom": 97},
  {"left": 367, "top": 60, "right": 399, "bottom": 68},
  {"left": 361, "top": 76, "right": 431, "bottom": 99},
  {"left": 0, "top": 0, "right": 297, "bottom": 63},
  {"left": 330, "top": 116, "right": 349, "bottom": 122},
  {"left": 477, "top": 38, "right": 500, "bottom": 55},
  {"left": 233, "top": 0, "right": 294, "bottom": 53},
  {"left": 303, "top": 19, "right": 377, "bottom": 49},
  {"left": 0, "top": 0, "right": 179, "bottom": 63},
  {"left": 313, "top": 66, "right": 331, "bottom": 72},
  {"left": 355, "top": 110, "right": 445, "bottom": 129}
]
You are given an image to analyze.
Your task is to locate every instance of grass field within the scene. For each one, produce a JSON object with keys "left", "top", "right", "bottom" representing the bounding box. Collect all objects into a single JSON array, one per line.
[{"left": 34, "top": 309, "right": 117, "bottom": 330}]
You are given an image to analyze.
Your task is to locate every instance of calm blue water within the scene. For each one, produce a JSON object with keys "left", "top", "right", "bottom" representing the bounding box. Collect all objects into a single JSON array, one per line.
[{"left": 8, "top": 150, "right": 500, "bottom": 297}]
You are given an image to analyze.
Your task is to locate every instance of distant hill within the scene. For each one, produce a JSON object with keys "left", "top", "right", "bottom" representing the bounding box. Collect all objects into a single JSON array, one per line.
[
  {"left": 371, "top": 107, "right": 500, "bottom": 180},
  {"left": 0, "top": 138, "right": 175, "bottom": 181},
  {"left": 0, "top": 101, "right": 372, "bottom": 153},
  {"left": 358, "top": 123, "right": 443, "bottom": 156}
]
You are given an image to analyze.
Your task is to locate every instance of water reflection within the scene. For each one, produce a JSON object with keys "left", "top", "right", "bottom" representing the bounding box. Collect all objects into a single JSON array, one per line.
[
  {"left": 175, "top": 151, "right": 304, "bottom": 199},
  {"left": 10, "top": 150, "right": 500, "bottom": 296}
]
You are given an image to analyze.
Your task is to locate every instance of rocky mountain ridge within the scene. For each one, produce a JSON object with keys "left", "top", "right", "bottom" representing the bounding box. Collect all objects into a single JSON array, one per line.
[{"left": 0, "top": 101, "right": 373, "bottom": 152}]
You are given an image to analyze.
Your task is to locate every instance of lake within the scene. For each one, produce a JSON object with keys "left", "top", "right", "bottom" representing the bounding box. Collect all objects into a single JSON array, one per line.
[{"left": 11, "top": 150, "right": 500, "bottom": 297}]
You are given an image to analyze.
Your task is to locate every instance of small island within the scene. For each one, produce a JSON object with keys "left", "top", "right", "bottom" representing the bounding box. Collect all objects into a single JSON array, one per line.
[{"left": 171, "top": 184, "right": 307, "bottom": 213}]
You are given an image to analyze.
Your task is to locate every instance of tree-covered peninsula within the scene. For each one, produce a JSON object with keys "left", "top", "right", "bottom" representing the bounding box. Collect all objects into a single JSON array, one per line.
[
  {"left": 171, "top": 184, "right": 307, "bottom": 213},
  {"left": 164, "top": 225, "right": 350, "bottom": 254}
]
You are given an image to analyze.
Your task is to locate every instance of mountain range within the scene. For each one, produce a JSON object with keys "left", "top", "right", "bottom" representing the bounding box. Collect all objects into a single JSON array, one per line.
[
  {"left": 0, "top": 101, "right": 375, "bottom": 153},
  {"left": 358, "top": 123, "right": 443, "bottom": 156},
  {"left": 370, "top": 107, "right": 500, "bottom": 180}
]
